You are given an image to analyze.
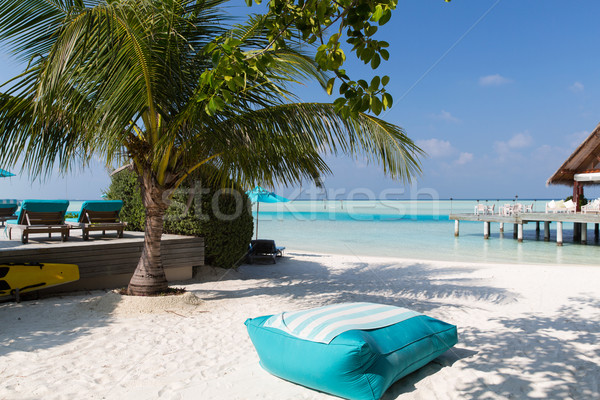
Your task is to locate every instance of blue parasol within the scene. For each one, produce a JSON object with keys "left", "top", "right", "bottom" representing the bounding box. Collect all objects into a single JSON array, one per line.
[
  {"left": 246, "top": 186, "right": 289, "bottom": 240},
  {"left": 0, "top": 168, "right": 15, "bottom": 178}
]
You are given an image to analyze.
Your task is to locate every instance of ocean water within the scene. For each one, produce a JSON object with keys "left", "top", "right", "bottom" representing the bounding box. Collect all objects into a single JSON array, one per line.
[
  {"left": 253, "top": 200, "right": 600, "bottom": 266},
  {"left": 12, "top": 198, "right": 598, "bottom": 266}
]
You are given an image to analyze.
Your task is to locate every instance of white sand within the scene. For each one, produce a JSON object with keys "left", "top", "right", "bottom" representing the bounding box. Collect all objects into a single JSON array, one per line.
[{"left": 1, "top": 251, "right": 599, "bottom": 400}]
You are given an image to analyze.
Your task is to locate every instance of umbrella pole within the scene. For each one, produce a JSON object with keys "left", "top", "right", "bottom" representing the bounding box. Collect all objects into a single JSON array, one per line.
[{"left": 255, "top": 202, "right": 260, "bottom": 240}]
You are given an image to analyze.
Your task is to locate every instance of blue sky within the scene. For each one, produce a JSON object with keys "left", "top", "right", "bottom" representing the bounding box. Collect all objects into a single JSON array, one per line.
[{"left": 2, "top": 1, "right": 600, "bottom": 200}]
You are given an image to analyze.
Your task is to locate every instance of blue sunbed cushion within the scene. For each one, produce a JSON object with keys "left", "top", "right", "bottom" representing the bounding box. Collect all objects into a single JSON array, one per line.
[
  {"left": 245, "top": 302, "right": 458, "bottom": 400},
  {"left": 77, "top": 200, "right": 123, "bottom": 222},
  {"left": 14, "top": 200, "right": 70, "bottom": 224}
]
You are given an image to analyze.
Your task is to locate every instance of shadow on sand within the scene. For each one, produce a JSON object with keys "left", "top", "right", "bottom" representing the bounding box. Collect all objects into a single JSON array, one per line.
[
  {"left": 196, "top": 254, "right": 600, "bottom": 399},
  {"left": 0, "top": 291, "right": 121, "bottom": 357}
]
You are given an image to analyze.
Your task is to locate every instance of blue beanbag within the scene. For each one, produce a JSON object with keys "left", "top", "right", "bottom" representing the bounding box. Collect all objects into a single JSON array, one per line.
[{"left": 245, "top": 302, "right": 458, "bottom": 400}]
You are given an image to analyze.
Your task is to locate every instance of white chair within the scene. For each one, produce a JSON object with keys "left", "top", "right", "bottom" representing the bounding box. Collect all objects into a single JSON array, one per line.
[
  {"left": 582, "top": 199, "right": 600, "bottom": 213},
  {"left": 564, "top": 199, "right": 576, "bottom": 213},
  {"left": 524, "top": 203, "right": 534, "bottom": 213},
  {"left": 474, "top": 203, "right": 486, "bottom": 215},
  {"left": 486, "top": 204, "right": 495, "bottom": 215},
  {"left": 513, "top": 203, "right": 524, "bottom": 214},
  {"left": 501, "top": 204, "right": 513, "bottom": 216}
]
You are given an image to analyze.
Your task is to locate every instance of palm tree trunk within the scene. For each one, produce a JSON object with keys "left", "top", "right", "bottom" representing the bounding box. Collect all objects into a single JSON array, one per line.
[{"left": 127, "top": 171, "right": 169, "bottom": 295}]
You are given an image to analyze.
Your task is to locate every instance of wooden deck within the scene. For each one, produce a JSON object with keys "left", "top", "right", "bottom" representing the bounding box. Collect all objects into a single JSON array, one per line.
[
  {"left": 0, "top": 230, "right": 204, "bottom": 293},
  {"left": 450, "top": 212, "right": 600, "bottom": 245}
]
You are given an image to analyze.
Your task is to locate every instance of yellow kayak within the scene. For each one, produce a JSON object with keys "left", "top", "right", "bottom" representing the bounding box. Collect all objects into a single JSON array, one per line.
[{"left": 0, "top": 263, "right": 79, "bottom": 300}]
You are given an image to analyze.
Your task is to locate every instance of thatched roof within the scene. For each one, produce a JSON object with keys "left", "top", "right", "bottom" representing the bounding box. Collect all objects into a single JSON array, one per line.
[{"left": 547, "top": 122, "right": 600, "bottom": 186}]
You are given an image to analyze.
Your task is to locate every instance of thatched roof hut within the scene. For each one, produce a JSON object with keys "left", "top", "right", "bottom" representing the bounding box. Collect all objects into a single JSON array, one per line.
[
  {"left": 547, "top": 122, "right": 600, "bottom": 186},
  {"left": 547, "top": 122, "right": 600, "bottom": 210}
]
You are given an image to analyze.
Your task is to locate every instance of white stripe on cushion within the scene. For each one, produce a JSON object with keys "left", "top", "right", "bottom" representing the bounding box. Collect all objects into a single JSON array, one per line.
[{"left": 263, "top": 302, "right": 422, "bottom": 344}]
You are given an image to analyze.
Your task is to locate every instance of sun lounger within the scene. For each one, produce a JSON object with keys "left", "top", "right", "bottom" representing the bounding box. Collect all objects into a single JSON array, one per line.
[
  {"left": 564, "top": 199, "right": 576, "bottom": 213},
  {"left": 7, "top": 200, "right": 70, "bottom": 244},
  {"left": 582, "top": 199, "right": 600, "bottom": 213},
  {"left": 66, "top": 200, "right": 126, "bottom": 240},
  {"left": 247, "top": 239, "right": 280, "bottom": 264},
  {"left": 0, "top": 200, "right": 18, "bottom": 227},
  {"left": 276, "top": 246, "right": 285, "bottom": 257},
  {"left": 546, "top": 200, "right": 565, "bottom": 213}
]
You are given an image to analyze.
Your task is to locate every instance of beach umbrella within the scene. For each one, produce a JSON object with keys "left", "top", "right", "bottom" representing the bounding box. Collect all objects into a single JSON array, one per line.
[
  {"left": 0, "top": 168, "right": 15, "bottom": 178},
  {"left": 246, "top": 186, "right": 289, "bottom": 240}
]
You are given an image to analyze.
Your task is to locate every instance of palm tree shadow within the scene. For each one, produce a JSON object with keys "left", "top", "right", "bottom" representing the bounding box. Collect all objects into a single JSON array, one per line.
[
  {"left": 456, "top": 296, "right": 600, "bottom": 399},
  {"left": 0, "top": 291, "right": 121, "bottom": 357},
  {"left": 201, "top": 255, "right": 518, "bottom": 313},
  {"left": 199, "top": 255, "right": 600, "bottom": 399},
  {"left": 382, "top": 347, "right": 478, "bottom": 399}
]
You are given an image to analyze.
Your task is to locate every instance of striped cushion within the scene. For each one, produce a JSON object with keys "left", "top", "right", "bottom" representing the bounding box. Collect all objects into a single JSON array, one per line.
[
  {"left": 263, "top": 302, "right": 422, "bottom": 343},
  {"left": 245, "top": 302, "right": 458, "bottom": 400}
]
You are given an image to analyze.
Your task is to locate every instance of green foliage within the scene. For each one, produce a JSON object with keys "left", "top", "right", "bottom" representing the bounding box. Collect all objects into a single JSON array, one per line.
[
  {"left": 105, "top": 170, "right": 254, "bottom": 269},
  {"left": 0, "top": 0, "right": 428, "bottom": 294},
  {"left": 104, "top": 170, "right": 145, "bottom": 231},
  {"left": 240, "top": 0, "right": 451, "bottom": 117},
  {"left": 564, "top": 195, "right": 588, "bottom": 207}
]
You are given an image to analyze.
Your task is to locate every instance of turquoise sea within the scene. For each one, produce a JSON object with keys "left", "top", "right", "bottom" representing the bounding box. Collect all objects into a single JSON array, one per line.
[{"left": 253, "top": 200, "right": 600, "bottom": 266}]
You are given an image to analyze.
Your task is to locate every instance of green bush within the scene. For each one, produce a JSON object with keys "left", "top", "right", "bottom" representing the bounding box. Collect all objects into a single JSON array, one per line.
[
  {"left": 104, "top": 170, "right": 145, "bottom": 231},
  {"left": 564, "top": 195, "right": 588, "bottom": 207},
  {"left": 104, "top": 170, "right": 254, "bottom": 268}
]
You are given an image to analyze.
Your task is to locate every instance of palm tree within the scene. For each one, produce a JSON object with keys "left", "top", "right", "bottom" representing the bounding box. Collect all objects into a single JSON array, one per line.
[{"left": 0, "top": 0, "right": 423, "bottom": 295}]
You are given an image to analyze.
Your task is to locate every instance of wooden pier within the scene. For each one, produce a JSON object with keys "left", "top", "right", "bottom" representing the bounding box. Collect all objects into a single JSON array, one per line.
[
  {"left": 0, "top": 231, "right": 204, "bottom": 293},
  {"left": 449, "top": 212, "right": 600, "bottom": 246}
]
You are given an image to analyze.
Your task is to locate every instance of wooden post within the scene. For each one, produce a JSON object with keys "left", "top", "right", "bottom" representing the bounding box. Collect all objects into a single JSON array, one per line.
[
  {"left": 484, "top": 221, "right": 490, "bottom": 239},
  {"left": 595, "top": 223, "right": 599, "bottom": 241},
  {"left": 573, "top": 180, "right": 583, "bottom": 212},
  {"left": 574, "top": 222, "right": 581, "bottom": 242},
  {"left": 499, "top": 222, "right": 504, "bottom": 232},
  {"left": 581, "top": 223, "right": 587, "bottom": 245},
  {"left": 454, "top": 220, "right": 459, "bottom": 237},
  {"left": 513, "top": 224, "right": 518, "bottom": 239},
  {"left": 544, "top": 221, "right": 550, "bottom": 241},
  {"left": 536, "top": 221, "right": 540, "bottom": 234},
  {"left": 518, "top": 223, "right": 523, "bottom": 243},
  {"left": 557, "top": 221, "right": 563, "bottom": 246}
]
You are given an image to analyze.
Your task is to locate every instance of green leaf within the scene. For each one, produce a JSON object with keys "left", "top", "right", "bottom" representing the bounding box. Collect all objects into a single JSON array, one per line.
[
  {"left": 371, "top": 96, "right": 382, "bottom": 115},
  {"left": 383, "top": 93, "right": 393, "bottom": 109},
  {"left": 372, "top": 6, "right": 384, "bottom": 22},
  {"left": 379, "top": 10, "right": 392, "bottom": 25},
  {"left": 326, "top": 78, "right": 335, "bottom": 95},
  {"left": 370, "top": 76, "right": 380, "bottom": 91},
  {"left": 382, "top": 75, "right": 390, "bottom": 86},
  {"left": 370, "top": 54, "right": 381, "bottom": 69}
]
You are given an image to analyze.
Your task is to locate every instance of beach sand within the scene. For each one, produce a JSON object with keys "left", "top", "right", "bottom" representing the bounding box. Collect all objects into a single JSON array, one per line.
[{"left": 1, "top": 251, "right": 599, "bottom": 399}]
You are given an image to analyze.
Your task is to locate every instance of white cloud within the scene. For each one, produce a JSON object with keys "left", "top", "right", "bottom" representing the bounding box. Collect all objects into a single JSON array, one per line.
[
  {"left": 432, "top": 110, "right": 461, "bottom": 123},
  {"left": 565, "top": 130, "right": 589, "bottom": 150},
  {"left": 569, "top": 81, "right": 584, "bottom": 92},
  {"left": 507, "top": 132, "right": 533, "bottom": 149},
  {"left": 455, "top": 152, "right": 474, "bottom": 165},
  {"left": 416, "top": 138, "right": 455, "bottom": 158},
  {"left": 494, "top": 132, "right": 534, "bottom": 160},
  {"left": 479, "top": 74, "right": 513, "bottom": 87}
]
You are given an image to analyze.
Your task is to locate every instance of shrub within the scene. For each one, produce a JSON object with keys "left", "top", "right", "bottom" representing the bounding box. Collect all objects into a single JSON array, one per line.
[
  {"left": 564, "top": 195, "right": 588, "bottom": 207},
  {"left": 104, "top": 170, "right": 254, "bottom": 268},
  {"left": 104, "top": 170, "right": 145, "bottom": 231}
]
